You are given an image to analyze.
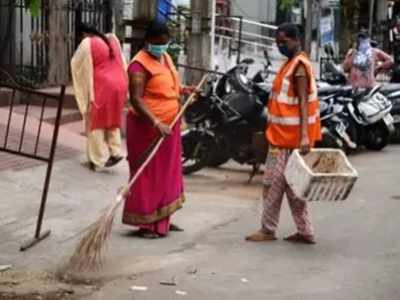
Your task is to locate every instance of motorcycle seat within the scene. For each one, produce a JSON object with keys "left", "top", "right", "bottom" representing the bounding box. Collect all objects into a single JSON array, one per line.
[
  {"left": 380, "top": 83, "right": 400, "bottom": 94},
  {"left": 318, "top": 85, "right": 352, "bottom": 96},
  {"left": 318, "top": 86, "right": 341, "bottom": 94}
]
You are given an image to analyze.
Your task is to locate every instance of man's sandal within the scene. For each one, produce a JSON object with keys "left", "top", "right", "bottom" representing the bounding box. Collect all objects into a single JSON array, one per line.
[
  {"left": 284, "top": 233, "right": 316, "bottom": 244},
  {"left": 245, "top": 230, "right": 277, "bottom": 242}
]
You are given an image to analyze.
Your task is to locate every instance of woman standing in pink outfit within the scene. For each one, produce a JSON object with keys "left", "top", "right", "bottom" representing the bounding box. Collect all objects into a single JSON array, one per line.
[
  {"left": 343, "top": 32, "right": 393, "bottom": 89},
  {"left": 71, "top": 23, "right": 128, "bottom": 171}
]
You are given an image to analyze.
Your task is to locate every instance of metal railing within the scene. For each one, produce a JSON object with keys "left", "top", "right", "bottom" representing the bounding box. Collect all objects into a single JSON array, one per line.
[
  {"left": 0, "top": 0, "right": 113, "bottom": 88},
  {"left": 0, "top": 69, "right": 65, "bottom": 250},
  {"left": 213, "top": 16, "right": 277, "bottom": 70}
]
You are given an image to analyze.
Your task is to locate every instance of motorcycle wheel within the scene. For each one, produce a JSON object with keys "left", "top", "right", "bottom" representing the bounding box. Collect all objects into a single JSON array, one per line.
[
  {"left": 363, "top": 123, "right": 390, "bottom": 151},
  {"left": 390, "top": 123, "right": 400, "bottom": 143},
  {"left": 208, "top": 154, "right": 230, "bottom": 167},
  {"left": 207, "top": 135, "right": 230, "bottom": 167},
  {"left": 343, "top": 121, "right": 359, "bottom": 154},
  {"left": 181, "top": 130, "right": 216, "bottom": 175}
]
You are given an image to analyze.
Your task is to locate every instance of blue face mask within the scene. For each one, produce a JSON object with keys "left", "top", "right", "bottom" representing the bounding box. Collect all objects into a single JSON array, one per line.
[
  {"left": 147, "top": 43, "right": 169, "bottom": 58},
  {"left": 278, "top": 44, "right": 294, "bottom": 58}
]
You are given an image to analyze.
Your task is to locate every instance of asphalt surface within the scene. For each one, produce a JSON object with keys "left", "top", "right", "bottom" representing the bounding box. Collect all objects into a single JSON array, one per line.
[
  {"left": 83, "top": 145, "right": 400, "bottom": 300},
  {"left": 0, "top": 122, "right": 399, "bottom": 299}
]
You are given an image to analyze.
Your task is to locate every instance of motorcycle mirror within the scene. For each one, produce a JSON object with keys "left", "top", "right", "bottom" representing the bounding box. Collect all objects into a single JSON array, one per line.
[
  {"left": 324, "top": 44, "right": 333, "bottom": 56},
  {"left": 263, "top": 49, "right": 272, "bottom": 66},
  {"left": 240, "top": 58, "right": 255, "bottom": 65},
  {"left": 329, "top": 44, "right": 335, "bottom": 56}
]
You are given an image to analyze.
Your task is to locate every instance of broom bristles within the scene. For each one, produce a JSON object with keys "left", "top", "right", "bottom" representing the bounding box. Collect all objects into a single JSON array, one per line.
[{"left": 68, "top": 194, "right": 125, "bottom": 271}]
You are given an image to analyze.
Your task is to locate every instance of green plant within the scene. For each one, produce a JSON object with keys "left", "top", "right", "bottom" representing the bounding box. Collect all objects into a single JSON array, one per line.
[
  {"left": 279, "top": 0, "right": 299, "bottom": 12},
  {"left": 25, "top": 0, "right": 41, "bottom": 17}
]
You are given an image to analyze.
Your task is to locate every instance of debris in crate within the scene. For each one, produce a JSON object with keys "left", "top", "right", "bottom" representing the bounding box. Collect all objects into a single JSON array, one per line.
[
  {"left": 285, "top": 149, "right": 358, "bottom": 202},
  {"left": 311, "top": 153, "right": 339, "bottom": 174}
]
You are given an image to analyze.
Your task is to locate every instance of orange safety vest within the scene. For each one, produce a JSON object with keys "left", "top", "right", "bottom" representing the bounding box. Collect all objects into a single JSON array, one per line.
[
  {"left": 130, "top": 50, "right": 181, "bottom": 124},
  {"left": 266, "top": 52, "right": 321, "bottom": 149}
]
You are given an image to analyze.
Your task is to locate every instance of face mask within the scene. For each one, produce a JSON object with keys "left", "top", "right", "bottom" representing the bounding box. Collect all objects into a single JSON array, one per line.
[
  {"left": 278, "top": 44, "right": 294, "bottom": 58},
  {"left": 147, "top": 43, "right": 169, "bottom": 58}
]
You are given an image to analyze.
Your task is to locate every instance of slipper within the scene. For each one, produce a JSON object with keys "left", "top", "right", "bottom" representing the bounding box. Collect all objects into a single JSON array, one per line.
[
  {"left": 284, "top": 233, "right": 316, "bottom": 244},
  {"left": 136, "top": 229, "right": 162, "bottom": 239},
  {"left": 245, "top": 230, "right": 277, "bottom": 242},
  {"left": 105, "top": 155, "right": 124, "bottom": 168},
  {"left": 135, "top": 229, "right": 167, "bottom": 239},
  {"left": 169, "top": 224, "right": 184, "bottom": 232},
  {"left": 82, "top": 161, "right": 97, "bottom": 171}
]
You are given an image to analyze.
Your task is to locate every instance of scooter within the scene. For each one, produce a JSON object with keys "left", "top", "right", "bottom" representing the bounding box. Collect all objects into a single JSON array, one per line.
[{"left": 339, "top": 85, "right": 395, "bottom": 151}]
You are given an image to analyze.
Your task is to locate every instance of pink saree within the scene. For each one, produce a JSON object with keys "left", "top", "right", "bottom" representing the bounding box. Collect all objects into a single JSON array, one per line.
[{"left": 122, "top": 112, "right": 184, "bottom": 235}]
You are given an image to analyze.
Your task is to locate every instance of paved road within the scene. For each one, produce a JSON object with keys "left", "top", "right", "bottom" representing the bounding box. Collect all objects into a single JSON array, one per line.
[
  {"left": 84, "top": 145, "right": 400, "bottom": 300},
  {"left": 1, "top": 141, "right": 400, "bottom": 299}
]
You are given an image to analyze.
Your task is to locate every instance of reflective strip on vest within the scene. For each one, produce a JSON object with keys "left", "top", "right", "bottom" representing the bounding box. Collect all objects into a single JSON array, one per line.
[
  {"left": 272, "top": 76, "right": 318, "bottom": 105},
  {"left": 273, "top": 91, "right": 319, "bottom": 105},
  {"left": 268, "top": 112, "right": 320, "bottom": 126}
]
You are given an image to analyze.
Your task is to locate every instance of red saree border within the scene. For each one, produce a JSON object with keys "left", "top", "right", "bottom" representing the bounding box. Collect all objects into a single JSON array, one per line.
[{"left": 122, "top": 194, "right": 185, "bottom": 225}]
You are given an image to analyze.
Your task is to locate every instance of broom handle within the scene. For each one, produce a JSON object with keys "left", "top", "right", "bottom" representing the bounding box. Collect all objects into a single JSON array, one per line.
[{"left": 122, "top": 75, "right": 208, "bottom": 195}]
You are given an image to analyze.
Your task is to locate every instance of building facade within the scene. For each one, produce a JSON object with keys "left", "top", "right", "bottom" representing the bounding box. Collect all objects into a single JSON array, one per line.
[{"left": 230, "top": 0, "right": 277, "bottom": 24}]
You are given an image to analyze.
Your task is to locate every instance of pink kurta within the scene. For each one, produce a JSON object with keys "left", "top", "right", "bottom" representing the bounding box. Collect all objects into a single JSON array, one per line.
[{"left": 90, "top": 36, "right": 128, "bottom": 130}]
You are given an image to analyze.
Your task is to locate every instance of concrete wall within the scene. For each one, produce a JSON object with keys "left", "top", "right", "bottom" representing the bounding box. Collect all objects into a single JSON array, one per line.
[{"left": 231, "top": 0, "right": 276, "bottom": 23}]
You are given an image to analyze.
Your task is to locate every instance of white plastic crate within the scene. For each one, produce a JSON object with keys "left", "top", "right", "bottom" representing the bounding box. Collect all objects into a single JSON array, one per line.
[{"left": 284, "top": 149, "right": 358, "bottom": 202}]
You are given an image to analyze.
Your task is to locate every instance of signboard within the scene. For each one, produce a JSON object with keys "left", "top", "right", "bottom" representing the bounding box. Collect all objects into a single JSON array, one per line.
[
  {"left": 157, "top": 0, "right": 173, "bottom": 22},
  {"left": 123, "top": 0, "right": 135, "bottom": 19},
  {"left": 320, "top": 15, "right": 334, "bottom": 45},
  {"left": 320, "top": 0, "right": 340, "bottom": 9}
]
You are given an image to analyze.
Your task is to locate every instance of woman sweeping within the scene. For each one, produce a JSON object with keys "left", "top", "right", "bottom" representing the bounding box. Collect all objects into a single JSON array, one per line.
[
  {"left": 123, "top": 21, "right": 195, "bottom": 239},
  {"left": 71, "top": 23, "right": 128, "bottom": 171}
]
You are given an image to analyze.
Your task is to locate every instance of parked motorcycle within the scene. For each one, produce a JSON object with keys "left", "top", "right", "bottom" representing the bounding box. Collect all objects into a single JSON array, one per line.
[
  {"left": 317, "top": 44, "right": 400, "bottom": 146},
  {"left": 182, "top": 68, "right": 268, "bottom": 175},
  {"left": 317, "top": 86, "right": 357, "bottom": 153},
  {"left": 338, "top": 85, "right": 394, "bottom": 151}
]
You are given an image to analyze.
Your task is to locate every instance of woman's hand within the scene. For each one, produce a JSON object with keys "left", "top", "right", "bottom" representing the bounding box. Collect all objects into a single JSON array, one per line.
[
  {"left": 181, "top": 85, "right": 198, "bottom": 96},
  {"left": 299, "top": 135, "right": 311, "bottom": 155},
  {"left": 154, "top": 119, "right": 172, "bottom": 136}
]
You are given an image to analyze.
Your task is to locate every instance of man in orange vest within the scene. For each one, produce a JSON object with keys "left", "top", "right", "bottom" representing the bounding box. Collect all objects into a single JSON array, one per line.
[{"left": 246, "top": 23, "right": 321, "bottom": 244}]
